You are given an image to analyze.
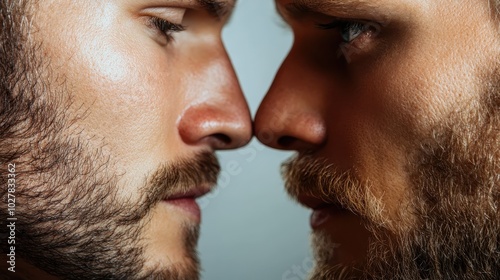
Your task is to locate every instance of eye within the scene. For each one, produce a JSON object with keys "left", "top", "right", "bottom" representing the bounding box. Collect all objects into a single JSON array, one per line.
[
  {"left": 316, "top": 19, "right": 381, "bottom": 62},
  {"left": 148, "top": 17, "right": 185, "bottom": 43},
  {"left": 317, "top": 20, "right": 377, "bottom": 44}
]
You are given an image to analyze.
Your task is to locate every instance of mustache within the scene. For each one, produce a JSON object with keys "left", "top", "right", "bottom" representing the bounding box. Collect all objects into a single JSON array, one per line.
[
  {"left": 282, "top": 153, "right": 385, "bottom": 227},
  {"left": 282, "top": 153, "right": 359, "bottom": 208},
  {"left": 148, "top": 151, "right": 221, "bottom": 203},
  {"left": 123, "top": 151, "right": 221, "bottom": 224}
]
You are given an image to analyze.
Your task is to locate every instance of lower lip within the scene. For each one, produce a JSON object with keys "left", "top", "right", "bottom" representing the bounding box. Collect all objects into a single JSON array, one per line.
[{"left": 163, "top": 198, "right": 201, "bottom": 222}]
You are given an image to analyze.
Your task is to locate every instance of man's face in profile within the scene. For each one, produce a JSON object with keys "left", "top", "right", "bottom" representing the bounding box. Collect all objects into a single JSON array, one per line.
[
  {"left": 256, "top": 0, "right": 499, "bottom": 279},
  {"left": 0, "top": 0, "right": 251, "bottom": 279}
]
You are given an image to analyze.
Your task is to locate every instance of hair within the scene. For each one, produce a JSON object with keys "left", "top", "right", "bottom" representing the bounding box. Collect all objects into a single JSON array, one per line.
[
  {"left": 490, "top": 0, "right": 500, "bottom": 19},
  {"left": 0, "top": 0, "right": 40, "bottom": 163},
  {"left": 0, "top": 0, "right": 32, "bottom": 101}
]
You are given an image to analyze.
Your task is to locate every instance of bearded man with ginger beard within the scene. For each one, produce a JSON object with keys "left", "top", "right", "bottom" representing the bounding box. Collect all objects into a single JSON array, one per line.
[
  {"left": 255, "top": 0, "right": 499, "bottom": 279},
  {"left": 0, "top": 0, "right": 252, "bottom": 279}
]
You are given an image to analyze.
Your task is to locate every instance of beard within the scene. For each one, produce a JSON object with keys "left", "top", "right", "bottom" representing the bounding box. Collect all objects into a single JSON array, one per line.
[
  {"left": 5, "top": 149, "right": 219, "bottom": 280},
  {"left": 0, "top": 7, "right": 220, "bottom": 279},
  {"left": 283, "top": 69, "right": 500, "bottom": 279}
]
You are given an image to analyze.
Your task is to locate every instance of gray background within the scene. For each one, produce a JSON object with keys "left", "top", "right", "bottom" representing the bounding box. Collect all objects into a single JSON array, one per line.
[{"left": 197, "top": 0, "right": 314, "bottom": 279}]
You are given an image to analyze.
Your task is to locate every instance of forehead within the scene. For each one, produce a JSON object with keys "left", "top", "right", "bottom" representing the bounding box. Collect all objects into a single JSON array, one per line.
[
  {"left": 274, "top": 0, "right": 408, "bottom": 21},
  {"left": 274, "top": 0, "right": 499, "bottom": 26},
  {"left": 274, "top": 0, "right": 498, "bottom": 15},
  {"left": 276, "top": 0, "right": 379, "bottom": 13}
]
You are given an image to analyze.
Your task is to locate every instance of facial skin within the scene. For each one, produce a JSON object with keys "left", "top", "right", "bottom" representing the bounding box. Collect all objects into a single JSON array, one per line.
[
  {"left": 0, "top": 0, "right": 251, "bottom": 279},
  {"left": 255, "top": 0, "right": 499, "bottom": 279}
]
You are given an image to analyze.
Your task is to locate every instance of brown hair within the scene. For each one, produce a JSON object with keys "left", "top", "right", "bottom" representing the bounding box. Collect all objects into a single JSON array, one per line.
[{"left": 1, "top": 1, "right": 27, "bottom": 162}]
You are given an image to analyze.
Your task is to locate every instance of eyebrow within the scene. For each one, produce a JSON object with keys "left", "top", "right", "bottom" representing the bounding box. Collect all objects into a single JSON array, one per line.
[
  {"left": 197, "top": 0, "right": 236, "bottom": 20},
  {"left": 279, "top": 0, "right": 377, "bottom": 20}
]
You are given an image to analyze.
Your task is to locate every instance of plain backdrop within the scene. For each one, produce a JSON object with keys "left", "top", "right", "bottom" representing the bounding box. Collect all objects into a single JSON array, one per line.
[{"left": 197, "top": 0, "right": 314, "bottom": 280}]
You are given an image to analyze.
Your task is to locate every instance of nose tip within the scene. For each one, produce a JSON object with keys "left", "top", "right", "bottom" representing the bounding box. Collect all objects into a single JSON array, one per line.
[
  {"left": 176, "top": 40, "right": 253, "bottom": 151},
  {"left": 254, "top": 45, "right": 329, "bottom": 152},
  {"left": 254, "top": 105, "right": 326, "bottom": 151},
  {"left": 178, "top": 104, "right": 252, "bottom": 150}
]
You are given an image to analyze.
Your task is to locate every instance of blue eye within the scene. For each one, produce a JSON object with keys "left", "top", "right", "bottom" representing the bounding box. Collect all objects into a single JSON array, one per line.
[
  {"left": 318, "top": 20, "right": 370, "bottom": 43},
  {"left": 339, "top": 22, "right": 366, "bottom": 43}
]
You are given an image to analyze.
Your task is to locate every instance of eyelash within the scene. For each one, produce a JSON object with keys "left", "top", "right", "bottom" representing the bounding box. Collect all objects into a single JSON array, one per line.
[
  {"left": 317, "top": 20, "right": 375, "bottom": 44},
  {"left": 149, "top": 17, "right": 185, "bottom": 42}
]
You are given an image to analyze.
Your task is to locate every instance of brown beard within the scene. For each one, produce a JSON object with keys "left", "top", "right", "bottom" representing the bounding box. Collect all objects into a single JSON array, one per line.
[
  {"left": 0, "top": 3, "right": 220, "bottom": 279},
  {"left": 283, "top": 69, "right": 500, "bottom": 279}
]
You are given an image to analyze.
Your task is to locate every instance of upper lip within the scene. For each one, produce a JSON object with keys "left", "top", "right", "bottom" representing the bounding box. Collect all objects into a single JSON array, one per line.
[
  {"left": 165, "top": 185, "right": 212, "bottom": 200},
  {"left": 297, "top": 194, "right": 343, "bottom": 211}
]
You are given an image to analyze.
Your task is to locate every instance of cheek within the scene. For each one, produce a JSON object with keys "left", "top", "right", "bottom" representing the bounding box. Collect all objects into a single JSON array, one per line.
[
  {"left": 356, "top": 2, "right": 495, "bottom": 141},
  {"left": 67, "top": 45, "right": 168, "bottom": 156},
  {"left": 40, "top": 10, "right": 185, "bottom": 168},
  {"left": 337, "top": 41, "right": 486, "bottom": 222},
  {"left": 351, "top": 43, "right": 481, "bottom": 147}
]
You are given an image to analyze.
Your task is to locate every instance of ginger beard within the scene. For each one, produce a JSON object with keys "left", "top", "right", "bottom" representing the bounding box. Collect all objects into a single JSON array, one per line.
[
  {"left": 283, "top": 69, "right": 500, "bottom": 279},
  {"left": 0, "top": 8, "right": 219, "bottom": 280}
]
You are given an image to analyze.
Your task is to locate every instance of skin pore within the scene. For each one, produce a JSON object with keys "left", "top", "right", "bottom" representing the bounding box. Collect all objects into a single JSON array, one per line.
[
  {"left": 255, "top": 0, "right": 499, "bottom": 279},
  {"left": 0, "top": 0, "right": 251, "bottom": 279}
]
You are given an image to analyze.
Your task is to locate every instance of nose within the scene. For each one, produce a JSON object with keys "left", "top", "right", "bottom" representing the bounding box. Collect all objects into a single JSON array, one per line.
[
  {"left": 177, "top": 40, "right": 252, "bottom": 150},
  {"left": 254, "top": 48, "right": 328, "bottom": 151}
]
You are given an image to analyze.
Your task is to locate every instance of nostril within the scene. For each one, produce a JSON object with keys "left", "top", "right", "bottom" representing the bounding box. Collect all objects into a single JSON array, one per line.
[
  {"left": 277, "top": 136, "right": 296, "bottom": 147},
  {"left": 212, "top": 133, "right": 232, "bottom": 146}
]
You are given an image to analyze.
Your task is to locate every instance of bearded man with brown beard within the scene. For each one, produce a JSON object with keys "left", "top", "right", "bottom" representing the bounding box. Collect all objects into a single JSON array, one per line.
[
  {"left": 255, "top": 0, "right": 499, "bottom": 279},
  {"left": 0, "top": 0, "right": 252, "bottom": 279}
]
